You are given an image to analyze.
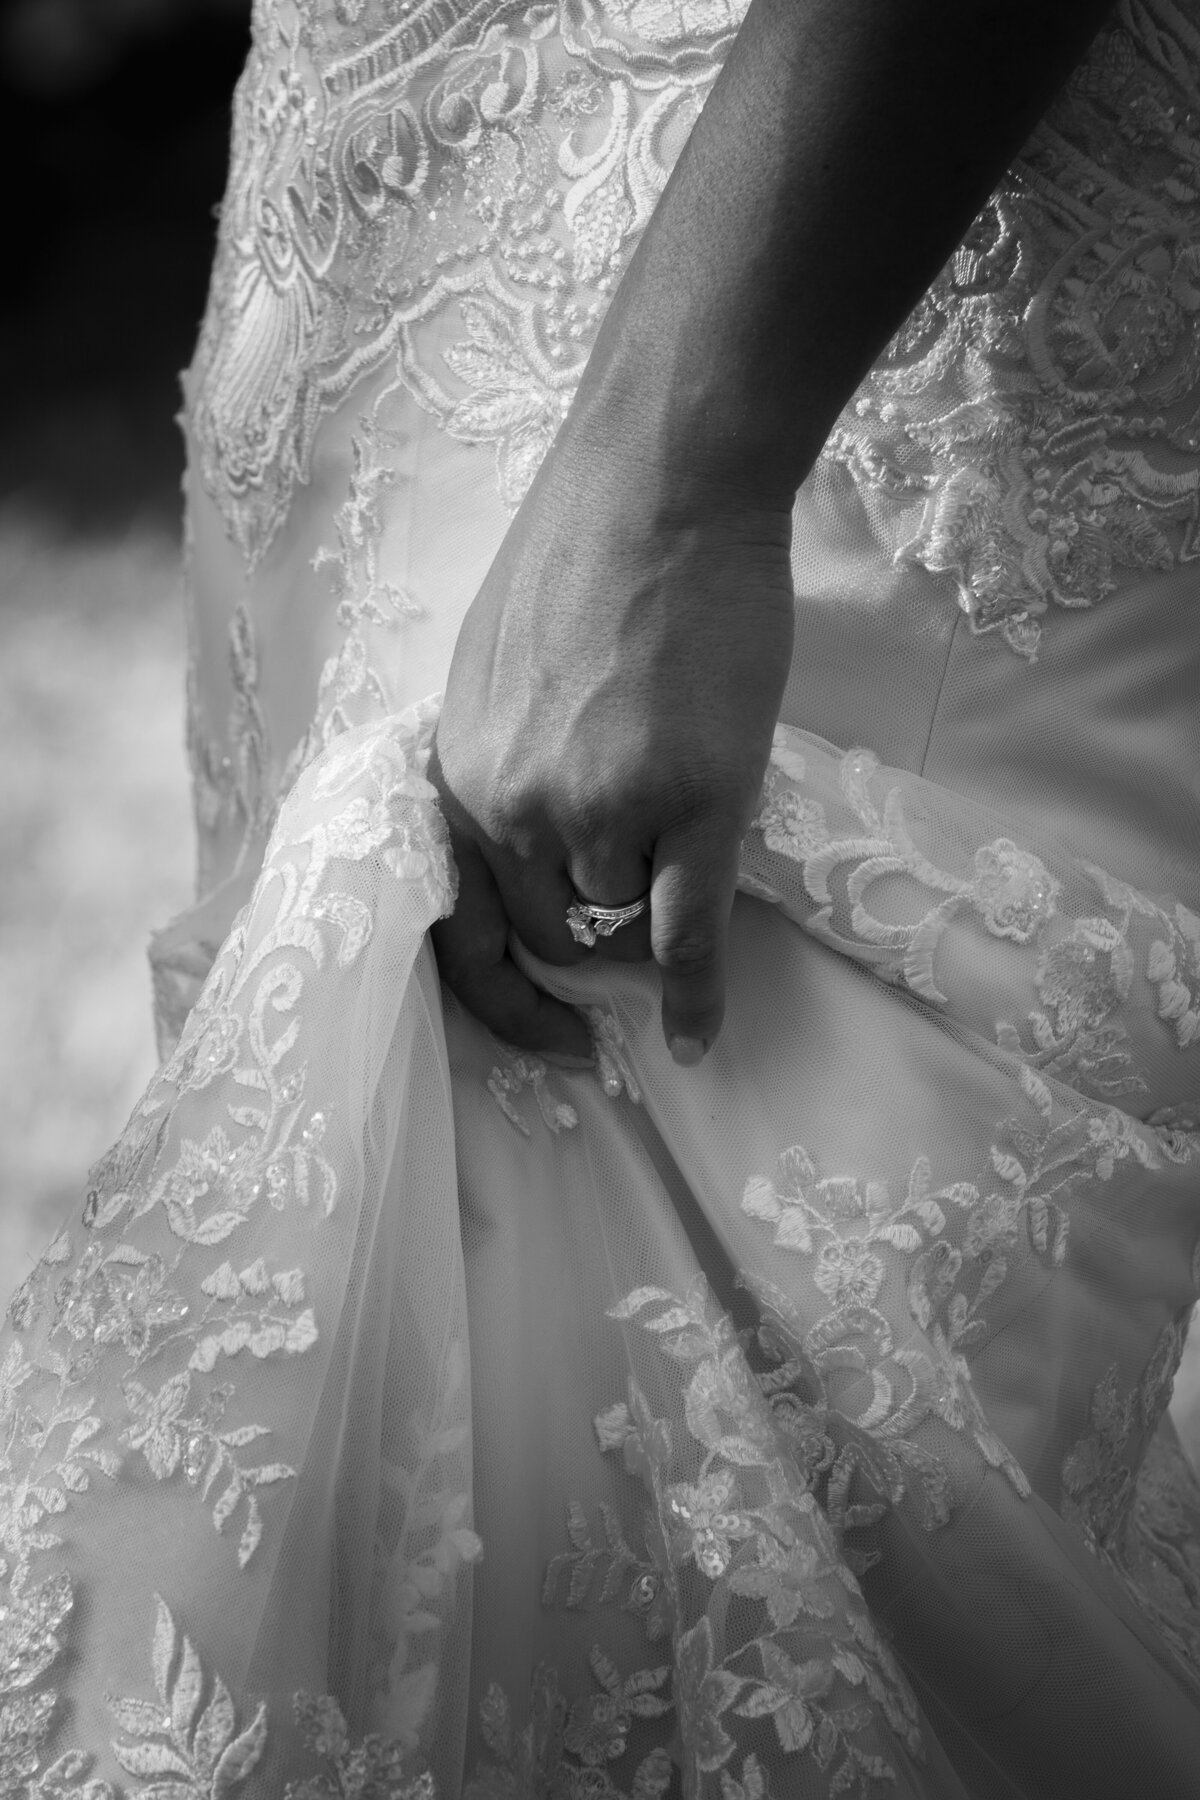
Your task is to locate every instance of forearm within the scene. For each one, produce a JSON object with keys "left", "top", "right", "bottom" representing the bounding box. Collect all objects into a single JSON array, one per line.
[{"left": 561, "top": 0, "right": 1115, "bottom": 511}]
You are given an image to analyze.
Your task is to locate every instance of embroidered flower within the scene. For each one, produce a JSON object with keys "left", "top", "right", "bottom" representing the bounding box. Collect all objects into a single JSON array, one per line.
[
  {"left": 286, "top": 1691, "right": 432, "bottom": 1800},
  {"left": 726, "top": 1535, "right": 823, "bottom": 1630},
  {"left": 562, "top": 1693, "right": 631, "bottom": 1765},
  {"left": 177, "top": 1008, "right": 243, "bottom": 1090},
  {"left": 152, "top": 1126, "right": 261, "bottom": 1242},
  {"left": 91, "top": 1255, "right": 189, "bottom": 1356},
  {"left": 121, "top": 1370, "right": 192, "bottom": 1479},
  {"left": 665, "top": 1468, "right": 753, "bottom": 1578},
  {"left": 969, "top": 840, "right": 1058, "bottom": 942},
  {"left": 812, "top": 1237, "right": 885, "bottom": 1307},
  {"left": 1036, "top": 935, "right": 1127, "bottom": 1031},
  {"left": 757, "top": 780, "right": 830, "bottom": 860}
]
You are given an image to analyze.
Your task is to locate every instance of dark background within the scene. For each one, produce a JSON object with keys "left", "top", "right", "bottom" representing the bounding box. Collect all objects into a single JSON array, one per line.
[
  {"left": 0, "top": 0, "right": 251, "bottom": 530},
  {"left": 0, "top": 0, "right": 252, "bottom": 1297}
]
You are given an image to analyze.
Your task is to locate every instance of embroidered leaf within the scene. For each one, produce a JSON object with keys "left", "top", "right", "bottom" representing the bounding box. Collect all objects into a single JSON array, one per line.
[
  {"left": 608, "top": 1286, "right": 676, "bottom": 1319},
  {"left": 112, "top": 1741, "right": 194, "bottom": 1779},
  {"left": 566, "top": 1501, "right": 592, "bottom": 1550},
  {"left": 227, "top": 1106, "right": 268, "bottom": 1130},
  {"left": 989, "top": 1147, "right": 1027, "bottom": 1189},
  {"left": 643, "top": 1306, "right": 696, "bottom": 1334},
  {"left": 213, "top": 1478, "right": 243, "bottom": 1532},
  {"left": 1147, "top": 939, "right": 1176, "bottom": 981},
  {"left": 248, "top": 1323, "right": 287, "bottom": 1357},
  {"left": 777, "top": 1144, "right": 818, "bottom": 1194},
  {"left": 907, "top": 1198, "right": 946, "bottom": 1233},
  {"left": 593, "top": 1402, "right": 632, "bottom": 1450},
  {"left": 741, "top": 1176, "right": 782, "bottom": 1222},
  {"left": 170, "top": 1631, "right": 204, "bottom": 1747},
  {"left": 237, "top": 1507, "right": 264, "bottom": 1569},
  {"left": 90, "top": 1189, "right": 135, "bottom": 1230},
  {"left": 193, "top": 1675, "right": 237, "bottom": 1771},
  {"left": 284, "top": 1309, "right": 319, "bottom": 1353},
  {"left": 876, "top": 1222, "right": 921, "bottom": 1251},
  {"left": 212, "top": 1699, "right": 268, "bottom": 1795},
  {"left": 479, "top": 1683, "right": 511, "bottom": 1760},
  {"left": 714, "top": 1435, "right": 771, "bottom": 1466},
  {"left": 631, "top": 1747, "right": 674, "bottom": 1799},
  {"left": 773, "top": 1210, "right": 814, "bottom": 1252},
  {"left": 152, "top": 1598, "right": 177, "bottom": 1707},
  {"left": 565, "top": 1556, "right": 596, "bottom": 1607},
  {"left": 625, "top": 1665, "right": 671, "bottom": 1696},
  {"left": 775, "top": 1699, "right": 814, "bottom": 1754},
  {"left": 831, "top": 1648, "right": 868, "bottom": 1685},
  {"left": 109, "top": 1696, "right": 167, "bottom": 1738},
  {"left": 219, "top": 1424, "right": 271, "bottom": 1449},
  {"left": 1019, "top": 1065, "right": 1054, "bottom": 1119},
  {"left": 735, "top": 1683, "right": 792, "bottom": 1718},
  {"left": 190, "top": 1211, "right": 246, "bottom": 1246},
  {"left": 588, "top": 1646, "right": 622, "bottom": 1695},
  {"left": 247, "top": 1461, "right": 294, "bottom": 1486}
]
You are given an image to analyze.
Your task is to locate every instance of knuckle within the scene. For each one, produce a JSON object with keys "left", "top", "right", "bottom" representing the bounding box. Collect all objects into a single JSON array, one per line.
[{"left": 654, "top": 925, "right": 720, "bottom": 977}]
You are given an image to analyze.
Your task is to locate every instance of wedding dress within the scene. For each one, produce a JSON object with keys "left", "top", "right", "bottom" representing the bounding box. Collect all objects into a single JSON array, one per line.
[{"left": 6, "top": 2, "right": 1200, "bottom": 1795}]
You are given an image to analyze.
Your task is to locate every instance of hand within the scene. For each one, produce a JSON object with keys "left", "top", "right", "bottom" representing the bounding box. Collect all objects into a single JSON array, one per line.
[{"left": 430, "top": 447, "right": 795, "bottom": 1064}]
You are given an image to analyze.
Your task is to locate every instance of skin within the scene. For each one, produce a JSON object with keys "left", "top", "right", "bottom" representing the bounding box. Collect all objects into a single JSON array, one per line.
[{"left": 431, "top": 0, "right": 1117, "bottom": 1065}]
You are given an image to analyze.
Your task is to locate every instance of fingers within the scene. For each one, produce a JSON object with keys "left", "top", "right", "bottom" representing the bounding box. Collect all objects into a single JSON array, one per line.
[
  {"left": 650, "top": 824, "right": 740, "bottom": 1064},
  {"left": 565, "top": 848, "right": 654, "bottom": 964},
  {"left": 489, "top": 853, "right": 592, "bottom": 967},
  {"left": 432, "top": 834, "right": 595, "bottom": 1063}
]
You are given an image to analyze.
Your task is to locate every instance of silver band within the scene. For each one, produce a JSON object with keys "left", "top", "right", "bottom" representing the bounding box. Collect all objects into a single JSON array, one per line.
[{"left": 566, "top": 891, "right": 651, "bottom": 948}]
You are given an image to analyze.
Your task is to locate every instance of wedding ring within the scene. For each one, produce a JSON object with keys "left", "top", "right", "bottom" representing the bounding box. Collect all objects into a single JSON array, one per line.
[{"left": 566, "top": 891, "right": 651, "bottom": 948}]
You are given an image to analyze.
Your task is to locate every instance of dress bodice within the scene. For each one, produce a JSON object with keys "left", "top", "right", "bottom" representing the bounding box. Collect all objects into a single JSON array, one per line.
[{"left": 175, "top": 0, "right": 1200, "bottom": 968}]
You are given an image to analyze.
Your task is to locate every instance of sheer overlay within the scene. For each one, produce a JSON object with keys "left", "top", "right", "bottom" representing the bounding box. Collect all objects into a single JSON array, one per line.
[{"left": 4, "top": 3, "right": 1200, "bottom": 1796}]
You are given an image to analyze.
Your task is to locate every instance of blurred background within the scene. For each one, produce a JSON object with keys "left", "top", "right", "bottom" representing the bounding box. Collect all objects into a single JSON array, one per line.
[{"left": 0, "top": 0, "right": 249, "bottom": 1301}]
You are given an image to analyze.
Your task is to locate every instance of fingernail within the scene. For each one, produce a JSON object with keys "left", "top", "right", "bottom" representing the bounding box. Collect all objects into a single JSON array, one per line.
[
  {"left": 668, "top": 1036, "right": 707, "bottom": 1068},
  {"left": 541, "top": 1050, "right": 596, "bottom": 1070}
]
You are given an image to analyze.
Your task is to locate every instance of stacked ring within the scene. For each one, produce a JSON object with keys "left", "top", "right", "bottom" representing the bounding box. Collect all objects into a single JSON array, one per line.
[{"left": 566, "top": 893, "right": 651, "bottom": 948}]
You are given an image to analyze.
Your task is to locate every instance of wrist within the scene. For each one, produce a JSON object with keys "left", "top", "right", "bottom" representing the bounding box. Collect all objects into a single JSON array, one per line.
[{"left": 549, "top": 348, "right": 804, "bottom": 536}]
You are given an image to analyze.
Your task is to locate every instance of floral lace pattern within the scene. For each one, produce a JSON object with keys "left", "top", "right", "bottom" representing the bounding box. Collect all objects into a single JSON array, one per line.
[
  {"left": 0, "top": 707, "right": 459, "bottom": 1794},
  {"left": 596, "top": 1283, "right": 924, "bottom": 1797},
  {"left": 827, "top": 1, "right": 1200, "bottom": 657},
  {"left": 739, "top": 1080, "right": 1170, "bottom": 1545},
  {"left": 746, "top": 728, "right": 1200, "bottom": 1110},
  {"left": 1, "top": 1592, "right": 434, "bottom": 1799},
  {"left": 190, "top": 0, "right": 742, "bottom": 567},
  {"left": 465, "top": 1277, "right": 927, "bottom": 1799},
  {"left": 193, "top": 0, "right": 1200, "bottom": 679}
]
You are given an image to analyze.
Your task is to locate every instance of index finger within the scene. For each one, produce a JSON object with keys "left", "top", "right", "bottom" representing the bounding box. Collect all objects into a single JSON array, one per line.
[{"left": 649, "top": 823, "right": 741, "bottom": 1065}]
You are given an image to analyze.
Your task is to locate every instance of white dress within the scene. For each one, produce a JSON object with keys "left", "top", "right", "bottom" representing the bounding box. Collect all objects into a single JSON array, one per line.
[{"left": 5, "top": 3, "right": 1200, "bottom": 1796}]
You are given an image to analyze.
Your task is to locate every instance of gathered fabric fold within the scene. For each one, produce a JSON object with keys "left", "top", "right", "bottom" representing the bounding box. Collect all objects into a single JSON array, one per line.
[{"left": 4, "top": 699, "right": 1199, "bottom": 1799}]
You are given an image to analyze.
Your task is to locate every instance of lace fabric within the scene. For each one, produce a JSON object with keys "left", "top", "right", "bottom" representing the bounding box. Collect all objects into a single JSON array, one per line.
[
  {"left": 7, "top": 701, "right": 1200, "bottom": 1796},
  {"left": 7, "top": 0, "right": 1200, "bottom": 1795}
]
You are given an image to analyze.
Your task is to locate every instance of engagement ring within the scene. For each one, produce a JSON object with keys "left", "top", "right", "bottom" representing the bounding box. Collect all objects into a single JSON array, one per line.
[{"left": 566, "top": 892, "right": 650, "bottom": 948}]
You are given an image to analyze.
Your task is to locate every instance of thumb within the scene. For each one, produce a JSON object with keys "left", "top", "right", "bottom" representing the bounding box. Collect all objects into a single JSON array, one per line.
[{"left": 650, "top": 824, "right": 739, "bottom": 1065}]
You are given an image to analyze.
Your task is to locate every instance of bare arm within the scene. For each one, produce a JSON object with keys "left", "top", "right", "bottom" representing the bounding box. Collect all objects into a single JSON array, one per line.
[
  {"left": 432, "top": 0, "right": 1117, "bottom": 1063},
  {"left": 568, "top": 0, "right": 1113, "bottom": 506}
]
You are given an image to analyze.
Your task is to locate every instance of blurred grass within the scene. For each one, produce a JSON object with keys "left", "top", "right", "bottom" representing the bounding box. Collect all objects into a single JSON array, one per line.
[
  {"left": 0, "top": 509, "right": 192, "bottom": 1306},
  {"left": 0, "top": 3, "right": 245, "bottom": 1306}
]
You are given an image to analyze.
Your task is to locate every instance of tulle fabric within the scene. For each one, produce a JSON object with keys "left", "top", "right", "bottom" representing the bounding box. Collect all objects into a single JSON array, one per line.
[{"left": 5, "top": 692, "right": 1200, "bottom": 1797}]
